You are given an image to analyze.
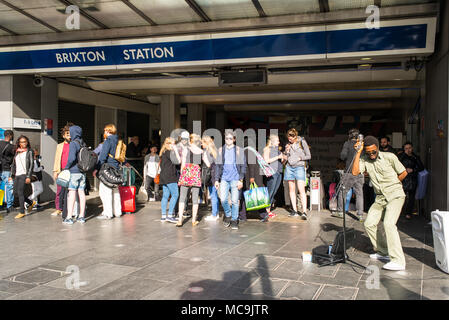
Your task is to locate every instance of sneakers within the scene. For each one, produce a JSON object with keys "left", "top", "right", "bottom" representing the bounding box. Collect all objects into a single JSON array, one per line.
[
  {"left": 289, "top": 211, "right": 300, "bottom": 218},
  {"left": 166, "top": 217, "right": 178, "bottom": 224},
  {"left": 14, "top": 213, "right": 25, "bottom": 219},
  {"left": 77, "top": 217, "right": 86, "bottom": 224},
  {"left": 204, "top": 215, "right": 219, "bottom": 222},
  {"left": 370, "top": 253, "right": 391, "bottom": 262},
  {"left": 97, "top": 215, "right": 112, "bottom": 220},
  {"left": 331, "top": 211, "right": 344, "bottom": 218},
  {"left": 183, "top": 212, "right": 192, "bottom": 218},
  {"left": 51, "top": 210, "right": 62, "bottom": 216},
  {"left": 6, "top": 207, "right": 12, "bottom": 214},
  {"left": 260, "top": 215, "right": 269, "bottom": 222},
  {"left": 62, "top": 218, "right": 74, "bottom": 225},
  {"left": 382, "top": 262, "right": 406, "bottom": 271},
  {"left": 27, "top": 201, "right": 36, "bottom": 214},
  {"left": 230, "top": 220, "right": 239, "bottom": 230},
  {"left": 223, "top": 216, "right": 231, "bottom": 228},
  {"left": 149, "top": 198, "right": 156, "bottom": 202},
  {"left": 300, "top": 211, "right": 308, "bottom": 220},
  {"left": 160, "top": 217, "right": 166, "bottom": 222}
]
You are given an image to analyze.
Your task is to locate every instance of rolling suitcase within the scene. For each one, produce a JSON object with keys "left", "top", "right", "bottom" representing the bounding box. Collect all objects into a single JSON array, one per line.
[
  {"left": 119, "top": 185, "right": 136, "bottom": 213},
  {"left": 119, "top": 165, "right": 136, "bottom": 213}
]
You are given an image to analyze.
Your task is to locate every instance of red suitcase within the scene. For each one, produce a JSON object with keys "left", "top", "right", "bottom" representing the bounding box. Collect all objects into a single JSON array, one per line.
[{"left": 119, "top": 185, "right": 136, "bottom": 213}]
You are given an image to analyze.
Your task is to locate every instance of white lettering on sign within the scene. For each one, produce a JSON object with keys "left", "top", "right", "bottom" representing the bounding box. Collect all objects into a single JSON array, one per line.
[
  {"left": 122, "top": 47, "right": 174, "bottom": 61},
  {"left": 55, "top": 50, "right": 106, "bottom": 64},
  {"left": 13, "top": 117, "right": 42, "bottom": 130}
]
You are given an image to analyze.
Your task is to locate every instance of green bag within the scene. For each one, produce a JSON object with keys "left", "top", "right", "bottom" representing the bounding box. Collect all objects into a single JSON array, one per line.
[
  {"left": 244, "top": 183, "right": 271, "bottom": 211},
  {"left": 122, "top": 166, "right": 136, "bottom": 186}
]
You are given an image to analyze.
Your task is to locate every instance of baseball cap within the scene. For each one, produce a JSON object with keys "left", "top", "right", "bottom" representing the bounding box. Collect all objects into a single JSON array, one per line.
[{"left": 181, "top": 131, "right": 189, "bottom": 139}]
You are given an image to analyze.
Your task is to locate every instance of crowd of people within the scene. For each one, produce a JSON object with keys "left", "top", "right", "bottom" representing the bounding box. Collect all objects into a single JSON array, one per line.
[{"left": 0, "top": 124, "right": 426, "bottom": 270}]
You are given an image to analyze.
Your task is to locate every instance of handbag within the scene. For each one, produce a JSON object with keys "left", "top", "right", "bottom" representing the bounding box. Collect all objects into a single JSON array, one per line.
[
  {"left": 178, "top": 163, "right": 201, "bottom": 187},
  {"left": 244, "top": 183, "right": 271, "bottom": 211},
  {"left": 154, "top": 159, "right": 161, "bottom": 185},
  {"left": 99, "top": 163, "right": 124, "bottom": 188},
  {"left": 56, "top": 170, "right": 71, "bottom": 188}
]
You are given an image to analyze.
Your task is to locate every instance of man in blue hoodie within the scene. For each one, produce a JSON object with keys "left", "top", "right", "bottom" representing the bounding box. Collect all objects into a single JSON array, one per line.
[
  {"left": 95, "top": 124, "right": 122, "bottom": 219},
  {"left": 63, "top": 125, "right": 87, "bottom": 225}
]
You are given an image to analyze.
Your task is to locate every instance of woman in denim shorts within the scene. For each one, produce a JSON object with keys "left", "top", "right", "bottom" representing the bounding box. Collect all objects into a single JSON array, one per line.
[{"left": 284, "top": 128, "right": 311, "bottom": 219}]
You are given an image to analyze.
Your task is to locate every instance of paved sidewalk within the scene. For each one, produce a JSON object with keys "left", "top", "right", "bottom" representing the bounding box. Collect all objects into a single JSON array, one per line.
[{"left": 0, "top": 196, "right": 447, "bottom": 300}]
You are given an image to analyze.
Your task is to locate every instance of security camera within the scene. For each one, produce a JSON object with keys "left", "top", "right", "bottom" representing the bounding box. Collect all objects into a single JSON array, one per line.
[{"left": 33, "top": 76, "right": 44, "bottom": 87}]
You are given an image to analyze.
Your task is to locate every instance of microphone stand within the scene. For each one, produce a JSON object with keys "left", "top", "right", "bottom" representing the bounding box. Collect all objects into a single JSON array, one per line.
[{"left": 319, "top": 143, "right": 366, "bottom": 270}]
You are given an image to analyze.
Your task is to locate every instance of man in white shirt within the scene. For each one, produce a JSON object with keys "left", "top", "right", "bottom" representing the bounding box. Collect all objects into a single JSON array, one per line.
[{"left": 144, "top": 145, "right": 160, "bottom": 201}]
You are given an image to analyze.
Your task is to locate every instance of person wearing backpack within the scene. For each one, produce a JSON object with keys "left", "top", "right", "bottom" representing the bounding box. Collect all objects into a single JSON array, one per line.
[
  {"left": 94, "top": 124, "right": 122, "bottom": 220},
  {"left": 0, "top": 130, "right": 15, "bottom": 214},
  {"left": 63, "top": 125, "right": 87, "bottom": 225}
]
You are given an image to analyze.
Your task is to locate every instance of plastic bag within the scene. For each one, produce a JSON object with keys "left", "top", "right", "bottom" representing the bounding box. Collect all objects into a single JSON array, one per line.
[{"left": 244, "top": 183, "right": 271, "bottom": 211}]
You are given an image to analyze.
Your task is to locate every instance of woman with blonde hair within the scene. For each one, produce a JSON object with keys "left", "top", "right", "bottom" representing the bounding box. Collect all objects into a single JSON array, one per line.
[
  {"left": 284, "top": 128, "right": 311, "bottom": 220},
  {"left": 177, "top": 134, "right": 203, "bottom": 227},
  {"left": 159, "top": 137, "right": 181, "bottom": 223},
  {"left": 263, "top": 134, "right": 285, "bottom": 218},
  {"left": 201, "top": 136, "right": 220, "bottom": 221},
  {"left": 95, "top": 124, "right": 122, "bottom": 220}
]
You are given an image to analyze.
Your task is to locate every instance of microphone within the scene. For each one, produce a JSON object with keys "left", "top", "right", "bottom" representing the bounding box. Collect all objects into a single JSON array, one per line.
[{"left": 356, "top": 134, "right": 364, "bottom": 152}]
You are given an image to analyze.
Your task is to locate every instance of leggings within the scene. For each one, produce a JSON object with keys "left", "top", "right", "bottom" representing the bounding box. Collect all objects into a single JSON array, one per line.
[
  {"left": 179, "top": 186, "right": 200, "bottom": 205},
  {"left": 13, "top": 175, "right": 32, "bottom": 214}
]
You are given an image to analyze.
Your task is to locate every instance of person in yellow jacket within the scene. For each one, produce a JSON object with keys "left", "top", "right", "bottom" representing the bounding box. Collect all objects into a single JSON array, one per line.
[{"left": 52, "top": 124, "right": 72, "bottom": 216}]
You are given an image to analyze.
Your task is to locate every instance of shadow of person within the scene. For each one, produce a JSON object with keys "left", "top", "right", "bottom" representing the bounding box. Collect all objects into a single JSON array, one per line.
[
  {"left": 180, "top": 254, "right": 275, "bottom": 300},
  {"left": 381, "top": 278, "right": 429, "bottom": 300}
]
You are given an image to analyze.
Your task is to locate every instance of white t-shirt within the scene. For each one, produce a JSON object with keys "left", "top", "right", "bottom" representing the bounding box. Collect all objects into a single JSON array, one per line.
[
  {"left": 15, "top": 152, "right": 27, "bottom": 176},
  {"left": 145, "top": 155, "right": 160, "bottom": 178}
]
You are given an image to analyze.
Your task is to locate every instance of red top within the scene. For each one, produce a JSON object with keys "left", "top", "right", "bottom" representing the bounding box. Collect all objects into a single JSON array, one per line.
[{"left": 61, "top": 142, "right": 70, "bottom": 169}]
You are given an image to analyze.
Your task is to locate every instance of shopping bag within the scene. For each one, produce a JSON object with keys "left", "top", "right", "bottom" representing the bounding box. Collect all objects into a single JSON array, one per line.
[
  {"left": 244, "top": 183, "right": 271, "bottom": 211},
  {"left": 0, "top": 186, "right": 4, "bottom": 207}
]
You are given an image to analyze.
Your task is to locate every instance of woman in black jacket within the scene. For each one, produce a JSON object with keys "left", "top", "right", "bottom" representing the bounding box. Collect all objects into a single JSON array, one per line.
[{"left": 10, "top": 135, "right": 35, "bottom": 219}]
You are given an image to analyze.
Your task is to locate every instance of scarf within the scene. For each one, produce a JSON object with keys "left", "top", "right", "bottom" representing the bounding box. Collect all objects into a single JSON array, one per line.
[{"left": 16, "top": 147, "right": 28, "bottom": 153}]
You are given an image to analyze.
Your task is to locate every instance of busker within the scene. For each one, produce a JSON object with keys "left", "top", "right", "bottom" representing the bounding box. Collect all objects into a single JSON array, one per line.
[
  {"left": 332, "top": 128, "right": 365, "bottom": 221},
  {"left": 10, "top": 135, "right": 35, "bottom": 219},
  {"left": 352, "top": 135, "right": 408, "bottom": 271}
]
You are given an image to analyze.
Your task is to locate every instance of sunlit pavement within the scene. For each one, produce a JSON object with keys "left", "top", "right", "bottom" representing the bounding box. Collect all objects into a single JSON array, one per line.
[{"left": 0, "top": 193, "right": 447, "bottom": 300}]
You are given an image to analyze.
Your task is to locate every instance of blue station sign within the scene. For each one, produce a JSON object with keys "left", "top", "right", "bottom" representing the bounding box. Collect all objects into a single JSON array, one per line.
[{"left": 0, "top": 18, "right": 436, "bottom": 74}]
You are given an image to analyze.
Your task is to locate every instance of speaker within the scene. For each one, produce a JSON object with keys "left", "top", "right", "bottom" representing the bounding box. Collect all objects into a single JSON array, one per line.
[
  {"left": 312, "top": 228, "right": 356, "bottom": 266},
  {"left": 218, "top": 68, "right": 267, "bottom": 86},
  {"left": 431, "top": 210, "right": 449, "bottom": 274}
]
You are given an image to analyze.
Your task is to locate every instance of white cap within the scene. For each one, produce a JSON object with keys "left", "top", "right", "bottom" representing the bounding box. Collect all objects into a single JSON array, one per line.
[{"left": 181, "top": 131, "right": 189, "bottom": 139}]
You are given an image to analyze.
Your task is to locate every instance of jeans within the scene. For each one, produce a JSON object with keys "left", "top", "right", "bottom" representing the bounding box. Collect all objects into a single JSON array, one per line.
[
  {"left": 161, "top": 183, "right": 179, "bottom": 218},
  {"left": 145, "top": 175, "right": 159, "bottom": 199},
  {"left": 13, "top": 175, "right": 32, "bottom": 214},
  {"left": 219, "top": 180, "right": 240, "bottom": 221},
  {"left": 266, "top": 172, "right": 282, "bottom": 205},
  {"left": 207, "top": 185, "right": 219, "bottom": 216},
  {"left": 337, "top": 173, "right": 364, "bottom": 215},
  {"left": 1, "top": 171, "right": 14, "bottom": 208},
  {"left": 68, "top": 173, "right": 86, "bottom": 190}
]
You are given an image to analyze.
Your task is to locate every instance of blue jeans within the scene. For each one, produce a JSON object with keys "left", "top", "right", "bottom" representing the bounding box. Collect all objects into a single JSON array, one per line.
[
  {"left": 208, "top": 185, "right": 219, "bottom": 216},
  {"left": 1, "top": 171, "right": 14, "bottom": 208},
  {"left": 219, "top": 180, "right": 240, "bottom": 221},
  {"left": 266, "top": 172, "right": 282, "bottom": 205},
  {"left": 161, "top": 183, "right": 179, "bottom": 218}
]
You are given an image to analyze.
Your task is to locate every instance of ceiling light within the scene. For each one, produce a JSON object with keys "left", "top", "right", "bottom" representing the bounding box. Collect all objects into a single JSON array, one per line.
[
  {"left": 361, "top": 57, "right": 372, "bottom": 61},
  {"left": 130, "top": 93, "right": 137, "bottom": 96},
  {"left": 132, "top": 69, "right": 142, "bottom": 72}
]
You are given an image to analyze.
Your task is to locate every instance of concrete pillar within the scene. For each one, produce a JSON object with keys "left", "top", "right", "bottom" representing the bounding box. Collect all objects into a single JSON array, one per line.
[
  {"left": 40, "top": 78, "right": 59, "bottom": 202},
  {"left": 0, "top": 76, "right": 13, "bottom": 130},
  {"left": 160, "top": 94, "right": 180, "bottom": 141},
  {"left": 187, "top": 103, "right": 205, "bottom": 134}
]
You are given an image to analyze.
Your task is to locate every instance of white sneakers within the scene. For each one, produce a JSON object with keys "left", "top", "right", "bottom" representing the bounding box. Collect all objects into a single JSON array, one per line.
[
  {"left": 204, "top": 215, "right": 219, "bottom": 222},
  {"left": 370, "top": 253, "right": 391, "bottom": 262},
  {"left": 382, "top": 262, "right": 406, "bottom": 271},
  {"left": 370, "top": 253, "right": 405, "bottom": 271}
]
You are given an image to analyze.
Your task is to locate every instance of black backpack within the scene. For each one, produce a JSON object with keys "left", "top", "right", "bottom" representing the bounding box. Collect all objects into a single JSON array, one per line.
[{"left": 75, "top": 140, "right": 98, "bottom": 173}]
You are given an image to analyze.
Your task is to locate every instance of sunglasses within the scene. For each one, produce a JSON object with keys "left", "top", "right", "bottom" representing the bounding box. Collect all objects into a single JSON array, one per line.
[
  {"left": 365, "top": 150, "right": 378, "bottom": 156},
  {"left": 288, "top": 134, "right": 296, "bottom": 137},
  {"left": 225, "top": 137, "right": 234, "bottom": 140}
]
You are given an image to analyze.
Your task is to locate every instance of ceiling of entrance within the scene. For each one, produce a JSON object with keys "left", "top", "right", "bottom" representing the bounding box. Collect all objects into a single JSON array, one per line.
[{"left": 0, "top": 0, "right": 437, "bottom": 36}]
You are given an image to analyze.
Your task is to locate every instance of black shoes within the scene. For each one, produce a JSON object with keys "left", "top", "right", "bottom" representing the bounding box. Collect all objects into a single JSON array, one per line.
[
  {"left": 223, "top": 216, "right": 231, "bottom": 228},
  {"left": 288, "top": 211, "right": 300, "bottom": 218},
  {"left": 300, "top": 212, "right": 308, "bottom": 220},
  {"left": 230, "top": 220, "right": 239, "bottom": 230}
]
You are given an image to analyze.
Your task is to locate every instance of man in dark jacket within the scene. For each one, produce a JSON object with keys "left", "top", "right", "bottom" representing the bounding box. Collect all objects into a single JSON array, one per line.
[
  {"left": 0, "top": 130, "right": 15, "bottom": 213},
  {"left": 380, "top": 136, "right": 395, "bottom": 153},
  {"left": 333, "top": 128, "right": 365, "bottom": 221},
  {"left": 63, "top": 125, "right": 86, "bottom": 224},
  {"left": 398, "top": 142, "right": 424, "bottom": 219},
  {"left": 214, "top": 130, "right": 246, "bottom": 230}
]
